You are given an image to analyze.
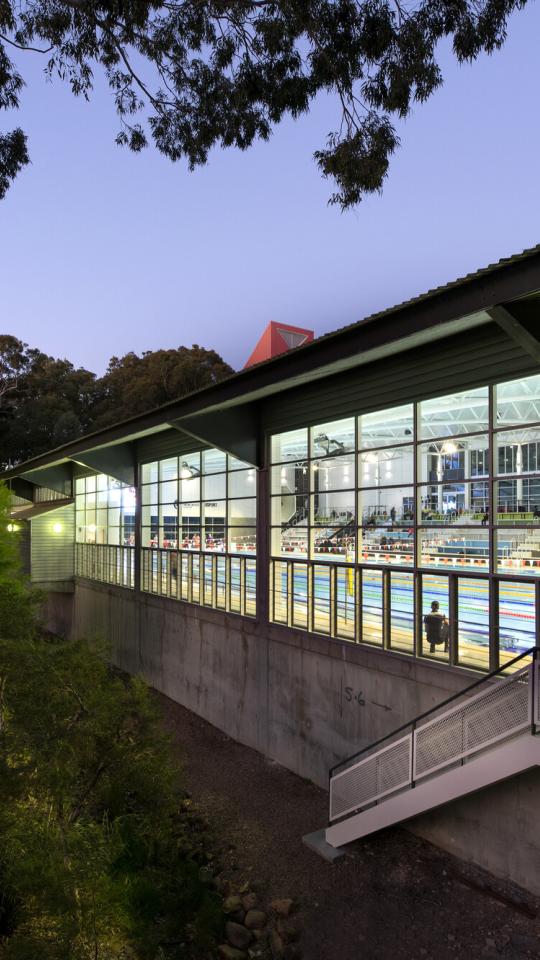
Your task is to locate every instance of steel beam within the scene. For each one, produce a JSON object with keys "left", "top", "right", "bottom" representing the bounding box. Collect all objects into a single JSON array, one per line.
[{"left": 487, "top": 304, "right": 540, "bottom": 364}]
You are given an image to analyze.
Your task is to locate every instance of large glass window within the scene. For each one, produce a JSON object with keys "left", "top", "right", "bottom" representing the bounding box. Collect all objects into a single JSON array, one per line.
[
  {"left": 269, "top": 373, "right": 540, "bottom": 668},
  {"left": 271, "top": 416, "right": 355, "bottom": 564},
  {"left": 141, "top": 452, "right": 256, "bottom": 554},
  {"left": 75, "top": 475, "right": 136, "bottom": 546},
  {"left": 358, "top": 404, "right": 414, "bottom": 447},
  {"left": 419, "top": 528, "right": 489, "bottom": 572},
  {"left": 420, "top": 387, "right": 489, "bottom": 439},
  {"left": 496, "top": 373, "right": 540, "bottom": 427},
  {"left": 75, "top": 474, "right": 135, "bottom": 589},
  {"left": 141, "top": 449, "right": 257, "bottom": 616}
]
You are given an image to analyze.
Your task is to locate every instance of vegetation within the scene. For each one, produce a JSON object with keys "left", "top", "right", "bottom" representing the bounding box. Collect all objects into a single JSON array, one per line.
[
  {"left": 0, "top": 336, "right": 233, "bottom": 468},
  {"left": 0, "top": 0, "right": 529, "bottom": 208},
  {"left": 0, "top": 483, "right": 223, "bottom": 958}
]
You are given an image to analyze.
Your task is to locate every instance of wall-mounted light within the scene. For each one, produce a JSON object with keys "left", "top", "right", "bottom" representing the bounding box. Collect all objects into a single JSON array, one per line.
[
  {"left": 6, "top": 522, "right": 18, "bottom": 533},
  {"left": 52, "top": 522, "right": 63, "bottom": 534},
  {"left": 247, "top": 470, "right": 255, "bottom": 483}
]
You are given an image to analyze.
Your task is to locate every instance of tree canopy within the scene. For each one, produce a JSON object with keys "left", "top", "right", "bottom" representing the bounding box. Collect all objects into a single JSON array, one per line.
[
  {"left": 0, "top": 337, "right": 233, "bottom": 468},
  {"left": 0, "top": 0, "right": 528, "bottom": 208}
]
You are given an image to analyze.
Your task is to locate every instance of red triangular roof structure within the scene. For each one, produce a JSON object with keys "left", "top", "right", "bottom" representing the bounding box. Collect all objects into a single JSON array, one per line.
[{"left": 244, "top": 321, "right": 314, "bottom": 368}]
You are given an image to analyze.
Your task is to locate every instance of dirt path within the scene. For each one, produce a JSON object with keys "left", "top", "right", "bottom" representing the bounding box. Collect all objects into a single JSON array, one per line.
[{"left": 159, "top": 693, "right": 540, "bottom": 960}]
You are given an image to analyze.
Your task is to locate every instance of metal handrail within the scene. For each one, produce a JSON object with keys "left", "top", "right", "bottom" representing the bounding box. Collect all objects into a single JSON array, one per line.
[{"left": 329, "top": 645, "right": 540, "bottom": 780}]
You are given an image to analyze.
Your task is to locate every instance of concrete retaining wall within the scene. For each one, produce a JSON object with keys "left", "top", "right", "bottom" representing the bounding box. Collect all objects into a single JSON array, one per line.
[{"left": 58, "top": 579, "right": 540, "bottom": 895}]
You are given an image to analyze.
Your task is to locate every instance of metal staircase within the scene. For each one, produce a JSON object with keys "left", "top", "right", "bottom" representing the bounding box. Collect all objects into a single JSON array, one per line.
[{"left": 324, "top": 648, "right": 540, "bottom": 851}]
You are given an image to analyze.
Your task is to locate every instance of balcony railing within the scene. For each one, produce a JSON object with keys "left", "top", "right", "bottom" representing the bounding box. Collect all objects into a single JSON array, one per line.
[
  {"left": 75, "top": 543, "right": 135, "bottom": 589},
  {"left": 141, "top": 547, "right": 256, "bottom": 617}
]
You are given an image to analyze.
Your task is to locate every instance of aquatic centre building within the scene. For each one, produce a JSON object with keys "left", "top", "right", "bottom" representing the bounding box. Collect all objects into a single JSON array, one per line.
[{"left": 4, "top": 246, "right": 540, "bottom": 891}]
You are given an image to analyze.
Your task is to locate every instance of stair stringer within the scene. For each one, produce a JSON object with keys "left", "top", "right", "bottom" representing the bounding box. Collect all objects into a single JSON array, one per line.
[{"left": 326, "top": 733, "right": 540, "bottom": 849}]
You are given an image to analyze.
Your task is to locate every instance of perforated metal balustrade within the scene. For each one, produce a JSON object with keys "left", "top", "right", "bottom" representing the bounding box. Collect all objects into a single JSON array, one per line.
[{"left": 329, "top": 648, "right": 539, "bottom": 824}]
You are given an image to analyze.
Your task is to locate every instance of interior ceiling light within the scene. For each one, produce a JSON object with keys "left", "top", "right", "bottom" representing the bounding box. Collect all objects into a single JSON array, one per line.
[
  {"left": 441, "top": 440, "right": 458, "bottom": 454},
  {"left": 181, "top": 461, "right": 201, "bottom": 479},
  {"left": 314, "top": 433, "right": 346, "bottom": 456}
]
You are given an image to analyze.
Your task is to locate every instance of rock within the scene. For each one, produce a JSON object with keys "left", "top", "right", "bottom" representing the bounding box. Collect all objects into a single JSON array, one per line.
[
  {"left": 218, "top": 946, "right": 247, "bottom": 960},
  {"left": 271, "top": 899, "right": 295, "bottom": 918},
  {"left": 223, "top": 895, "right": 244, "bottom": 915},
  {"left": 230, "top": 908, "right": 247, "bottom": 924},
  {"left": 245, "top": 909, "right": 268, "bottom": 930},
  {"left": 226, "top": 921, "right": 252, "bottom": 951},
  {"left": 270, "top": 929, "right": 285, "bottom": 958},
  {"left": 243, "top": 893, "right": 258, "bottom": 912}
]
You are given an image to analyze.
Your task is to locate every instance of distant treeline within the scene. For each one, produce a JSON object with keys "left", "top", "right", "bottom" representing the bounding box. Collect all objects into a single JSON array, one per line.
[{"left": 0, "top": 335, "right": 233, "bottom": 468}]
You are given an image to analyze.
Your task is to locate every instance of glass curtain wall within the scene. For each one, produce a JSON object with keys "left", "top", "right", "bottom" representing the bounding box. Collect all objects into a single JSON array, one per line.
[
  {"left": 269, "top": 374, "right": 540, "bottom": 671},
  {"left": 75, "top": 475, "right": 136, "bottom": 587},
  {"left": 140, "top": 449, "right": 257, "bottom": 616}
]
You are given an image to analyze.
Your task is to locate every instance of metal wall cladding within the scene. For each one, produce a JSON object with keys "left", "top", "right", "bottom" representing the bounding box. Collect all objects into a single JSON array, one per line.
[
  {"left": 261, "top": 325, "right": 537, "bottom": 435},
  {"left": 30, "top": 503, "right": 75, "bottom": 582},
  {"left": 17, "top": 521, "right": 31, "bottom": 576},
  {"left": 136, "top": 428, "right": 209, "bottom": 465}
]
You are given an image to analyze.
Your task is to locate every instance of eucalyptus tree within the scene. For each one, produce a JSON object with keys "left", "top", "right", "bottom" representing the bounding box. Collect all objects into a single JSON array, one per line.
[{"left": 0, "top": 0, "right": 528, "bottom": 206}]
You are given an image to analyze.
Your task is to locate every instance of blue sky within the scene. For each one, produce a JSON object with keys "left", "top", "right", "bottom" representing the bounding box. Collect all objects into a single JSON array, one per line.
[{"left": 1, "top": 4, "right": 539, "bottom": 374}]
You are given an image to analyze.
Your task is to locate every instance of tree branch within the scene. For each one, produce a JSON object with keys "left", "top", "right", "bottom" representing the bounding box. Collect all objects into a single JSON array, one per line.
[{"left": 0, "top": 34, "right": 53, "bottom": 54}]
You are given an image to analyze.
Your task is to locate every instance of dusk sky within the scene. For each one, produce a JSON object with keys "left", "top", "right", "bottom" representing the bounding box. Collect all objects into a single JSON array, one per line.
[{"left": 1, "top": 3, "right": 539, "bottom": 375}]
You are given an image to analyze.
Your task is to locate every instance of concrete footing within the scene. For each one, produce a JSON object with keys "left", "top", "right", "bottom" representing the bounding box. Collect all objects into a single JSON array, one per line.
[{"left": 302, "top": 829, "right": 344, "bottom": 862}]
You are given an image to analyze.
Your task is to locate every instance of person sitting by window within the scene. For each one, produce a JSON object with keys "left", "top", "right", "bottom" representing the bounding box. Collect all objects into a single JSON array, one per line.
[{"left": 424, "top": 601, "right": 448, "bottom": 654}]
